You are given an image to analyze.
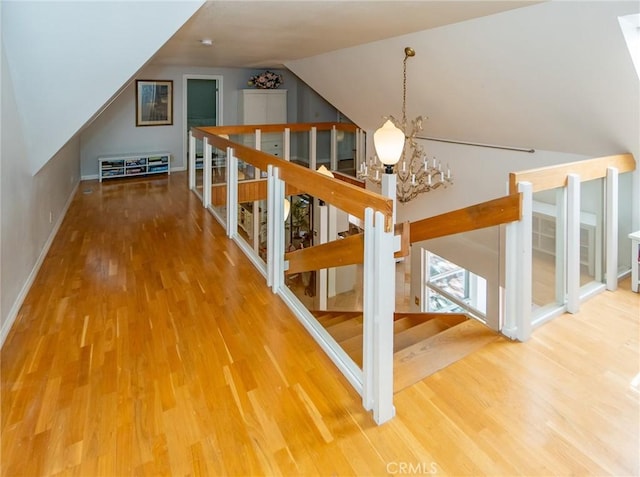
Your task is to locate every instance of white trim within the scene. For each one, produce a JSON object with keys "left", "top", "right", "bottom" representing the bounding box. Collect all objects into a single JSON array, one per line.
[
  {"left": 226, "top": 147, "right": 238, "bottom": 238},
  {"left": 233, "top": 235, "right": 267, "bottom": 279},
  {"left": 309, "top": 127, "right": 317, "bottom": 171},
  {"left": 203, "top": 138, "right": 212, "bottom": 208},
  {"left": 1, "top": 182, "right": 79, "bottom": 348},
  {"left": 189, "top": 131, "right": 196, "bottom": 190},
  {"left": 362, "top": 208, "right": 375, "bottom": 410},
  {"left": 606, "top": 167, "right": 619, "bottom": 290},
  {"left": 567, "top": 174, "right": 580, "bottom": 313},
  {"left": 81, "top": 174, "right": 99, "bottom": 181}
]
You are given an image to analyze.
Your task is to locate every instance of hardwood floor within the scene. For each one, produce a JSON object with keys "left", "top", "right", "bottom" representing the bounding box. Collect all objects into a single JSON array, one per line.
[{"left": 2, "top": 172, "right": 638, "bottom": 476}]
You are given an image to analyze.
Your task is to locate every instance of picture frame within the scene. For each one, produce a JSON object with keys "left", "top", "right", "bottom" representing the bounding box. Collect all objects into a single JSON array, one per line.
[{"left": 135, "top": 79, "right": 173, "bottom": 126}]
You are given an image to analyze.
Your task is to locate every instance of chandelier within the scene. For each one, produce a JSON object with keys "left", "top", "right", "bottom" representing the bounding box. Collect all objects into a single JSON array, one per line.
[{"left": 358, "top": 47, "right": 453, "bottom": 203}]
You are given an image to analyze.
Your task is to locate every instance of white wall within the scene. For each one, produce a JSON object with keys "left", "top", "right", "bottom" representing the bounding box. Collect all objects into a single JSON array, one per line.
[
  {"left": 1, "top": 43, "right": 80, "bottom": 344},
  {"left": 79, "top": 65, "right": 340, "bottom": 178},
  {"left": 2, "top": 0, "right": 204, "bottom": 175},
  {"left": 287, "top": 1, "right": 640, "bottom": 229}
]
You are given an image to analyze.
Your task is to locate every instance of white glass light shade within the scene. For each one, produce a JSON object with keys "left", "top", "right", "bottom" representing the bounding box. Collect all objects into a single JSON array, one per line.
[{"left": 373, "top": 119, "right": 405, "bottom": 166}]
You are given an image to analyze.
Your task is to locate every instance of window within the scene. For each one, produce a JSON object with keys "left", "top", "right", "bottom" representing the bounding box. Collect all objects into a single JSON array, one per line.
[{"left": 423, "top": 250, "right": 487, "bottom": 320}]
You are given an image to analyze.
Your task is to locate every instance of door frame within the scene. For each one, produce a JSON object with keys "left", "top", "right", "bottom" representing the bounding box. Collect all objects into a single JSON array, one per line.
[{"left": 182, "top": 74, "right": 224, "bottom": 169}]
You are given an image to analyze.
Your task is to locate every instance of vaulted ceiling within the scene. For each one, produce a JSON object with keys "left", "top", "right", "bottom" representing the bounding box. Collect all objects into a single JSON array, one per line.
[{"left": 151, "top": 1, "right": 543, "bottom": 68}]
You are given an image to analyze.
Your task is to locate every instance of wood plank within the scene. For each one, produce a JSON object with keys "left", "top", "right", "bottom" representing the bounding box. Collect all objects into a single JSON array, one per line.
[
  {"left": 409, "top": 193, "right": 522, "bottom": 244},
  {"left": 509, "top": 153, "right": 636, "bottom": 194},
  {"left": 394, "top": 320, "right": 500, "bottom": 392},
  {"left": 211, "top": 180, "right": 302, "bottom": 207},
  {"left": 285, "top": 234, "right": 364, "bottom": 276}
]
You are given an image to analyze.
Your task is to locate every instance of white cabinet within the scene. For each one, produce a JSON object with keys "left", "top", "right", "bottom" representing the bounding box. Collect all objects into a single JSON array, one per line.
[
  {"left": 239, "top": 89, "right": 287, "bottom": 124},
  {"left": 238, "top": 89, "right": 286, "bottom": 157},
  {"left": 99, "top": 152, "right": 170, "bottom": 182}
]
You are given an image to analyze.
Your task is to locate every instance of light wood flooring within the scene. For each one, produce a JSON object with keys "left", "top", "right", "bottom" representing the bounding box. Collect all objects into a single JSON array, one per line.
[{"left": 1, "top": 172, "right": 638, "bottom": 476}]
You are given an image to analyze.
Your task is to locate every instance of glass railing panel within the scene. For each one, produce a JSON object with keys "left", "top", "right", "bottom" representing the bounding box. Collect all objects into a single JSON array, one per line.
[
  {"left": 291, "top": 131, "right": 309, "bottom": 167},
  {"left": 336, "top": 130, "right": 356, "bottom": 176},
  {"left": 579, "top": 178, "right": 603, "bottom": 287},
  {"left": 316, "top": 130, "right": 331, "bottom": 170},
  {"left": 211, "top": 143, "right": 227, "bottom": 224},
  {"left": 284, "top": 198, "right": 364, "bottom": 369},
  {"left": 419, "top": 226, "right": 499, "bottom": 328},
  {"left": 532, "top": 188, "right": 564, "bottom": 310}
]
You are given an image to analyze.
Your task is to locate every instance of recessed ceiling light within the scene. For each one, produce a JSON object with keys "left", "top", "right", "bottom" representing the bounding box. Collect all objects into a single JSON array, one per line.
[{"left": 200, "top": 39, "right": 213, "bottom": 46}]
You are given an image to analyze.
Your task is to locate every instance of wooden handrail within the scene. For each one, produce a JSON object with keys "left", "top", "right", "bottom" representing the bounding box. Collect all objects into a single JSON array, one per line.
[
  {"left": 197, "top": 122, "right": 358, "bottom": 136},
  {"left": 509, "top": 153, "right": 635, "bottom": 194},
  {"left": 192, "top": 125, "right": 394, "bottom": 231},
  {"left": 409, "top": 193, "right": 522, "bottom": 244}
]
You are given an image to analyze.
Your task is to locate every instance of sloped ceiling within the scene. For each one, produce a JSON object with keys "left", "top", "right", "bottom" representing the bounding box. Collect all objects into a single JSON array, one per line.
[
  {"left": 286, "top": 1, "right": 640, "bottom": 159},
  {"left": 2, "top": 0, "right": 204, "bottom": 175},
  {"left": 152, "top": 1, "right": 542, "bottom": 68}
]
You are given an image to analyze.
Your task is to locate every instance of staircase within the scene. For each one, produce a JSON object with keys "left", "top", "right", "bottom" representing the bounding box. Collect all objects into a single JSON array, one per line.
[{"left": 312, "top": 311, "right": 499, "bottom": 392}]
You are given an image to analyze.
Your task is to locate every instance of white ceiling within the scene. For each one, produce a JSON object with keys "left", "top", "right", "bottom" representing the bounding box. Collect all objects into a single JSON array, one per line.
[{"left": 152, "top": 1, "right": 543, "bottom": 68}]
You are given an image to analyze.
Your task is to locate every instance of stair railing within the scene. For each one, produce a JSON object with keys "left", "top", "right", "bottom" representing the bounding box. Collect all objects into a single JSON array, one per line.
[
  {"left": 190, "top": 123, "right": 397, "bottom": 424},
  {"left": 505, "top": 153, "right": 636, "bottom": 340}
]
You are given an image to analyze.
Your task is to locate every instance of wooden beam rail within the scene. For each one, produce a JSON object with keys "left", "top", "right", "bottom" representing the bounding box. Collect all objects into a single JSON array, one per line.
[
  {"left": 285, "top": 233, "right": 364, "bottom": 276},
  {"left": 192, "top": 125, "right": 394, "bottom": 231},
  {"left": 509, "top": 153, "right": 636, "bottom": 194},
  {"left": 409, "top": 193, "right": 522, "bottom": 244}
]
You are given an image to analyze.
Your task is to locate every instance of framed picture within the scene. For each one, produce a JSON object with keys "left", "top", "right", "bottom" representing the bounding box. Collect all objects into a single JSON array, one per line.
[{"left": 135, "top": 80, "right": 173, "bottom": 126}]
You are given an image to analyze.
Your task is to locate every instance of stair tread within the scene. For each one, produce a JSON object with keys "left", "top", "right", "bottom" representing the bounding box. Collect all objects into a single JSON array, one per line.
[
  {"left": 337, "top": 313, "right": 469, "bottom": 363},
  {"left": 393, "top": 319, "right": 499, "bottom": 392},
  {"left": 393, "top": 318, "right": 457, "bottom": 351},
  {"left": 394, "top": 313, "right": 466, "bottom": 333},
  {"left": 325, "top": 316, "right": 363, "bottom": 342},
  {"left": 314, "top": 311, "right": 362, "bottom": 328}
]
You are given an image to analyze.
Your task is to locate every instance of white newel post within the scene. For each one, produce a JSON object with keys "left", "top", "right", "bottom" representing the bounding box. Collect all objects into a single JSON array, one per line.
[
  {"left": 330, "top": 126, "right": 338, "bottom": 172},
  {"left": 267, "top": 165, "right": 275, "bottom": 288},
  {"left": 606, "top": 167, "right": 619, "bottom": 290},
  {"left": 284, "top": 128, "right": 291, "bottom": 161},
  {"left": 226, "top": 147, "right": 238, "bottom": 239},
  {"left": 504, "top": 182, "right": 532, "bottom": 341},
  {"left": 555, "top": 188, "right": 567, "bottom": 305},
  {"left": 267, "top": 166, "right": 285, "bottom": 293},
  {"left": 189, "top": 131, "right": 196, "bottom": 190},
  {"left": 362, "top": 209, "right": 396, "bottom": 424},
  {"left": 318, "top": 203, "right": 329, "bottom": 311},
  {"left": 254, "top": 129, "right": 262, "bottom": 178},
  {"left": 203, "top": 138, "right": 212, "bottom": 209},
  {"left": 309, "top": 127, "right": 317, "bottom": 171},
  {"left": 381, "top": 173, "right": 397, "bottom": 224},
  {"left": 567, "top": 174, "right": 580, "bottom": 313}
]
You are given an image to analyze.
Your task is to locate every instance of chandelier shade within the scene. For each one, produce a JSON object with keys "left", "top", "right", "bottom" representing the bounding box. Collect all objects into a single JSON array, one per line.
[{"left": 373, "top": 119, "right": 405, "bottom": 167}]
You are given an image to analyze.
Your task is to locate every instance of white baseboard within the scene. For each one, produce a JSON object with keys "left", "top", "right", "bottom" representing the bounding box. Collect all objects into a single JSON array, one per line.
[{"left": 1, "top": 182, "right": 79, "bottom": 348}]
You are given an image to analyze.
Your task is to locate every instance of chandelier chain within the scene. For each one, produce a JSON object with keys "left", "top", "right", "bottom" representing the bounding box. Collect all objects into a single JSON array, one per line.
[{"left": 358, "top": 46, "right": 454, "bottom": 202}]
